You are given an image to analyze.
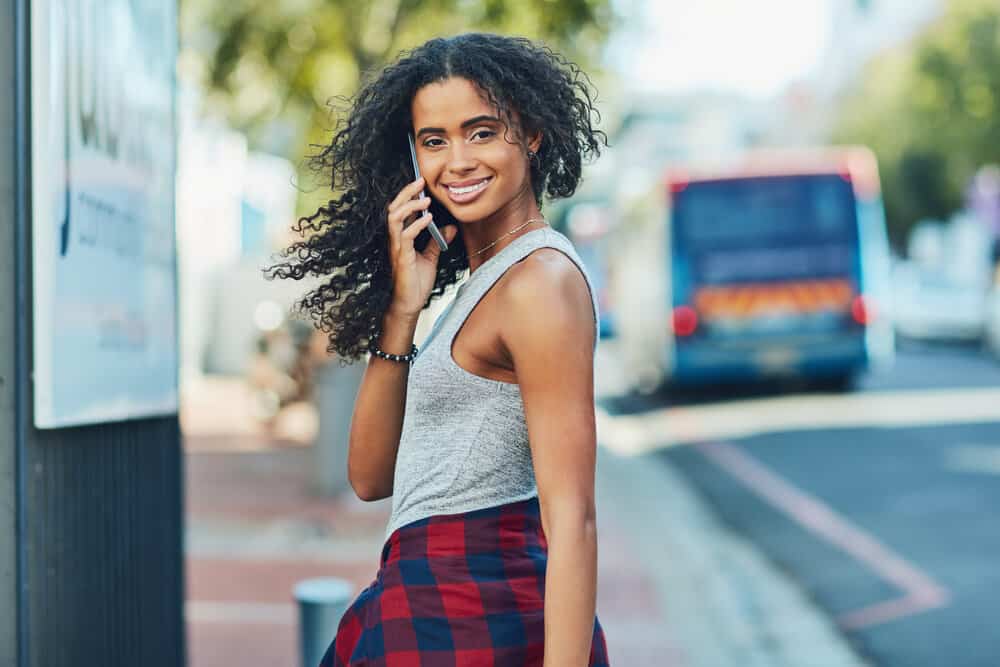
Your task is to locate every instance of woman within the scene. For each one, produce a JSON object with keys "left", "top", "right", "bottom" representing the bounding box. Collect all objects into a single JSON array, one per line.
[{"left": 268, "top": 32, "right": 609, "bottom": 666}]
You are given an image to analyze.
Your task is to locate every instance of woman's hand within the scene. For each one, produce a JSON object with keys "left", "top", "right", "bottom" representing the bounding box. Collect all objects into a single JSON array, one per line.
[{"left": 385, "top": 177, "right": 459, "bottom": 318}]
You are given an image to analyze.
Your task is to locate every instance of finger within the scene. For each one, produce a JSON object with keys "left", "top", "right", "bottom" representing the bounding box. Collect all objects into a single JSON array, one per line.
[
  {"left": 386, "top": 196, "right": 429, "bottom": 250},
  {"left": 387, "top": 178, "right": 424, "bottom": 214},
  {"left": 390, "top": 196, "right": 432, "bottom": 229},
  {"left": 420, "top": 223, "right": 459, "bottom": 260},
  {"left": 401, "top": 212, "right": 435, "bottom": 240},
  {"left": 387, "top": 177, "right": 426, "bottom": 213}
]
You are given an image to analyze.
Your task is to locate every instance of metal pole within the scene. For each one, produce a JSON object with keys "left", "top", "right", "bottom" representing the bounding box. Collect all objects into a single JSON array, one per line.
[{"left": 1, "top": 0, "right": 31, "bottom": 663}]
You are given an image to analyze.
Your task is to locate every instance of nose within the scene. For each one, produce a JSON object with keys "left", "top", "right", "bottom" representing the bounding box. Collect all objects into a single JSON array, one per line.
[{"left": 445, "top": 142, "right": 477, "bottom": 175}]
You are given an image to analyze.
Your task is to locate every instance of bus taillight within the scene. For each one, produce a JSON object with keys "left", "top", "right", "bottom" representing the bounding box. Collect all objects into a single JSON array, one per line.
[
  {"left": 851, "top": 295, "right": 875, "bottom": 326},
  {"left": 666, "top": 167, "right": 690, "bottom": 194},
  {"left": 672, "top": 306, "right": 699, "bottom": 337}
]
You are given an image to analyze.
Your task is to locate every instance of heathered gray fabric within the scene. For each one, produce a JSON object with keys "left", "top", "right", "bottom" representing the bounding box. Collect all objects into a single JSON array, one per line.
[{"left": 384, "top": 226, "right": 600, "bottom": 540}]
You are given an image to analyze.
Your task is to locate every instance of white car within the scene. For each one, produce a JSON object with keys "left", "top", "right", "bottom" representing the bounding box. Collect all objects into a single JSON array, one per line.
[{"left": 892, "top": 262, "right": 989, "bottom": 342}]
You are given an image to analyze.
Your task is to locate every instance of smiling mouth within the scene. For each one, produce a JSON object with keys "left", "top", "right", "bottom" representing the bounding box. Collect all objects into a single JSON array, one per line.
[{"left": 445, "top": 177, "right": 493, "bottom": 196}]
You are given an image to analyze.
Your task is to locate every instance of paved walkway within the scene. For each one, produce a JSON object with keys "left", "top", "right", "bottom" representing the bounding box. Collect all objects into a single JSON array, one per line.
[
  {"left": 184, "top": 436, "right": 865, "bottom": 667},
  {"left": 183, "top": 441, "right": 686, "bottom": 666},
  {"left": 183, "top": 347, "right": 866, "bottom": 667}
]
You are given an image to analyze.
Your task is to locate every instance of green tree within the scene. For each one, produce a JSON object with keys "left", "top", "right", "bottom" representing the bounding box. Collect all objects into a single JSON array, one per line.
[
  {"left": 833, "top": 0, "right": 1000, "bottom": 243},
  {"left": 180, "top": 0, "right": 613, "bottom": 212}
]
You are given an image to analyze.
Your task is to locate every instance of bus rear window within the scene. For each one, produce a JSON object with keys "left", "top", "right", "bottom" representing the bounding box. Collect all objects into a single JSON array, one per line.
[{"left": 672, "top": 174, "right": 858, "bottom": 247}]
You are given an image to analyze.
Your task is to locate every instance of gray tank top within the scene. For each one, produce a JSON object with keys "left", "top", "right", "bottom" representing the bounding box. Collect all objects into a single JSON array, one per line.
[{"left": 384, "top": 226, "right": 600, "bottom": 540}]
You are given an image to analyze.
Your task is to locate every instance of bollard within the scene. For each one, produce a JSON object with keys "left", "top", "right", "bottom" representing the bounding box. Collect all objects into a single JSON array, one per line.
[
  {"left": 294, "top": 577, "right": 354, "bottom": 667},
  {"left": 313, "top": 358, "right": 365, "bottom": 496}
]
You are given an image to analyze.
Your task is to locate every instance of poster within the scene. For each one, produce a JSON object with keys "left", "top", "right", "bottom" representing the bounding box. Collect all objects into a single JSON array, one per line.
[{"left": 30, "top": 0, "right": 178, "bottom": 427}]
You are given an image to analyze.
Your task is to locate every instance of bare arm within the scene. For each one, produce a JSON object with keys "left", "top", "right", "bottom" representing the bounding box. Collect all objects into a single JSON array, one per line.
[
  {"left": 500, "top": 250, "right": 598, "bottom": 666},
  {"left": 346, "top": 307, "right": 420, "bottom": 501},
  {"left": 346, "top": 176, "right": 458, "bottom": 501}
]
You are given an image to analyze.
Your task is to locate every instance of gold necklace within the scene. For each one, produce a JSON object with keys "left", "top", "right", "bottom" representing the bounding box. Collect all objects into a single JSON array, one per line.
[{"left": 470, "top": 218, "right": 548, "bottom": 258}]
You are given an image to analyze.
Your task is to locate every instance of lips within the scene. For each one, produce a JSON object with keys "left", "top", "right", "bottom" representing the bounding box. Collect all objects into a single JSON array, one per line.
[{"left": 443, "top": 176, "right": 493, "bottom": 204}]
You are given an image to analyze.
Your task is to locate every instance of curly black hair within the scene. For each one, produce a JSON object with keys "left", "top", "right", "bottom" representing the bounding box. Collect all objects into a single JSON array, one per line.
[{"left": 264, "top": 32, "right": 606, "bottom": 362}]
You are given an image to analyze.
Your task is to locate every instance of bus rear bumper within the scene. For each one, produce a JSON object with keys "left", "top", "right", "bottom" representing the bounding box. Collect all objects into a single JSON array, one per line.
[{"left": 671, "top": 335, "right": 868, "bottom": 385}]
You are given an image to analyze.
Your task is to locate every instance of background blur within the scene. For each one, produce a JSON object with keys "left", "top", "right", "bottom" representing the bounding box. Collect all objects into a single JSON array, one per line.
[{"left": 176, "top": 1, "right": 1000, "bottom": 666}]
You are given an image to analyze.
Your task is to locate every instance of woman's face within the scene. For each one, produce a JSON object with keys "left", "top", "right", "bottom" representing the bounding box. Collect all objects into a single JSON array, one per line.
[{"left": 410, "top": 77, "right": 540, "bottom": 224}]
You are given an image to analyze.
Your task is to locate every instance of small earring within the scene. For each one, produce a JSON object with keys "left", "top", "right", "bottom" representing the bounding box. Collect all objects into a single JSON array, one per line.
[{"left": 527, "top": 149, "right": 537, "bottom": 163}]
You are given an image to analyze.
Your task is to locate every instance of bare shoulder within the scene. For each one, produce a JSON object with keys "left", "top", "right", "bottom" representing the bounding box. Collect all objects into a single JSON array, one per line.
[
  {"left": 497, "top": 247, "right": 594, "bottom": 344},
  {"left": 502, "top": 247, "right": 590, "bottom": 305}
]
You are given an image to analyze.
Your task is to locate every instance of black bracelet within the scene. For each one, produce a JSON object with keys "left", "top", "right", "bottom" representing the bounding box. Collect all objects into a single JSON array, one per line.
[{"left": 368, "top": 333, "right": 418, "bottom": 364}]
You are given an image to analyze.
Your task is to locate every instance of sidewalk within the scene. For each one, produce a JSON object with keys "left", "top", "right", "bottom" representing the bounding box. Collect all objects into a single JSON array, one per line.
[
  {"left": 183, "top": 441, "right": 684, "bottom": 666},
  {"left": 182, "top": 368, "right": 867, "bottom": 667}
]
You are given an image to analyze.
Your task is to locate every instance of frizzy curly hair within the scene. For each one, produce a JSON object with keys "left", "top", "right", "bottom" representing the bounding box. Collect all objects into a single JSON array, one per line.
[{"left": 264, "top": 32, "right": 606, "bottom": 362}]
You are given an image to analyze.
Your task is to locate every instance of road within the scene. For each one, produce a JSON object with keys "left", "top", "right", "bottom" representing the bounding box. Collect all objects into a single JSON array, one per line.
[{"left": 596, "top": 342, "right": 1000, "bottom": 667}]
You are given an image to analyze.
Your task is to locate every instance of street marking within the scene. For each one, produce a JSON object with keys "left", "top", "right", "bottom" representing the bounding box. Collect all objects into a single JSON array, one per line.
[
  {"left": 596, "top": 387, "right": 1000, "bottom": 455},
  {"left": 695, "top": 440, "right": 950, "bottom": 630},
  {"left": 836, "top": 589, "right": 949, "bottom": 631}
]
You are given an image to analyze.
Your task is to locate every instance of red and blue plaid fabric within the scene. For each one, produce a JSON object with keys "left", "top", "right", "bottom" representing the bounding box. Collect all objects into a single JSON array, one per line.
[{"left": 319, "top": 496, "right": 610, "bottom": 666}]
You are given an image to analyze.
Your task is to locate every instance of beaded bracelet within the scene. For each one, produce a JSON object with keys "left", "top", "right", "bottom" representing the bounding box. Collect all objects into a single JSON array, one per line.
[{"left": 368, "top": 334, "right": 418, "bottom": 364}]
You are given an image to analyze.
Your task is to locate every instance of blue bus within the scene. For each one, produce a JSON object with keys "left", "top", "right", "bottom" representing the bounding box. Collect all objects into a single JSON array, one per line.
[{"left": 613, "top": 148, "right": 894, "bottom": 391}]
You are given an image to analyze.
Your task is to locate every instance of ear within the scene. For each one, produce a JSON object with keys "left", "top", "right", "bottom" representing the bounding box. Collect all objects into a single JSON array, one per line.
[{"left": 527, "top": 130, "right": 543, "bottom": 155}]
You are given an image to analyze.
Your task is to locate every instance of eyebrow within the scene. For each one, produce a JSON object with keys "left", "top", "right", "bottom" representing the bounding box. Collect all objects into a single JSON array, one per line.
[{"left": 415, "top": 115, "right": 502, "bottom": 137}]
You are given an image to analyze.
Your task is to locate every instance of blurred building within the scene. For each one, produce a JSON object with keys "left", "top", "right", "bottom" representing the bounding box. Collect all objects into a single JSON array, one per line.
[
  {"left": 765, "top": 0, "right": 943, "bottom": 144},
  {"left": 818, "top": 0, "right": 942, "bottom": 98},
  {"left": 175, "top": 85, "right": 300, "bottom": 379},
  {"left": 580, "top": 91, "right": 759, "bottom": 209}
]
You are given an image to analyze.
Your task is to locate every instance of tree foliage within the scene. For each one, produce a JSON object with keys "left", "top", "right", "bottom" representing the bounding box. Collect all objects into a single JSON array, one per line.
[
  {"left": 832, "top": 0, "right": 1000, "bottom": 243},
  {"left": 180, "top": 0, "right": 613, "bottom": 162}
]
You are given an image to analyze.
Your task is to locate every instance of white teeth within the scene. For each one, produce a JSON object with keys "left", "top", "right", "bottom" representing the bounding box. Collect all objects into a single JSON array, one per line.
[{"left": 448, "top": 178, "right": 490, "bottom": 195}]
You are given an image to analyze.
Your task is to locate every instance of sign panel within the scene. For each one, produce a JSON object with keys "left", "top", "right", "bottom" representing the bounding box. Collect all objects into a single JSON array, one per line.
[{"left": 31, "top": 0, "right": 178, "bottom": 427}]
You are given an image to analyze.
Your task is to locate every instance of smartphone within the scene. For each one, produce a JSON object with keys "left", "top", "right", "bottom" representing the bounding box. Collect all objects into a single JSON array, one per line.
[{"left": 408, "top": 132, "right": 449, "bottom": 252}]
